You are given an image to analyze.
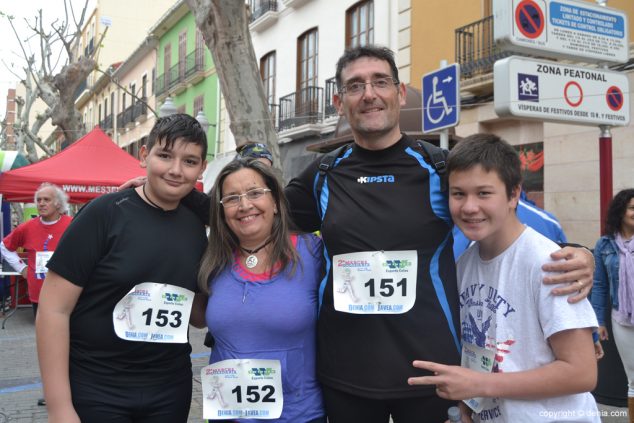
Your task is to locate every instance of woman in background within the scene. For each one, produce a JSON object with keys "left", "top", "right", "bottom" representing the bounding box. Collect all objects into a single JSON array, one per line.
[{"left": 591, "top": 188, "right": 634, "bottom": 423}]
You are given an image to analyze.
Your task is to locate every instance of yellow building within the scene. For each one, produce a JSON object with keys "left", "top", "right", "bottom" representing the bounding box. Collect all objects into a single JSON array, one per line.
[
  {"left": 401, "top": 0, "right": 634, "bottom": 246},
  {"left": 73, "top": 0, "right": 175, "bottom": 152}
]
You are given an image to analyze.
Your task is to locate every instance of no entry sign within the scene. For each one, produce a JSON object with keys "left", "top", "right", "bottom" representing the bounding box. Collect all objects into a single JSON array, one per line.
[
  {"left": 606, "top": 86, "right": 624, "bottom": 111},
  {"left": 515, "top": 0, "right": 545, "bottom": 39},
  {"left": 494, "top": 56, "right": 630, "bottom": 126},
  {"left": 494, "top": 0, "right": 628, "bottom": 64}
]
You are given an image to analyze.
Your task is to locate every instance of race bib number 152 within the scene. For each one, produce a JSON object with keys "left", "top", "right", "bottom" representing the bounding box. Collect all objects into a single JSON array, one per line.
[{"left": 201, "top": 359, "right": 283, "bottom": 420}]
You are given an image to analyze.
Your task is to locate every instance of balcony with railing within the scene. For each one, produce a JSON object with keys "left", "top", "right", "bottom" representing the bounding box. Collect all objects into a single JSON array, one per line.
[
  {"left": 249, "top": 0, "right": 279, "bottom": 32},
  {"left": 155, "top": 49, "right": 207, "bottom": 100},
  {"left": 324, "top": 77, "right": 338, "bottom": 119},
  {"left": 154, "top": 73, "right": 167, "bottom": 97},
  {"left": 455, "top": 15, "right": 510, "bottom": 90},
  {"left": 99, "top": 114, "right": 113, "bottom": 131},
  {"left": 132, "top": 100, "right": 148, "bottom": 122},
  {"left": 116, "top": 99, "right": 149, "bottom": 131},
  {"left": 154, "top": 62, "right": 187, "bottom": 99},
  {"left": 116, "top": 104, "right": 135, "bottom": 131},
  {"left": 278, "top": 86, "right": 324, "bottom": 133},
  {"left": 184, "top": 48, "right": 206, "bottom": 84},
  {"left": 116, "top": 110, "right": 125, "bottom": 132},
  {"left": 168, "top": 62, "right": 184, "bottom": 91},
  {"left": 132, "top": 101, "right": 148, "bottom": 122}
]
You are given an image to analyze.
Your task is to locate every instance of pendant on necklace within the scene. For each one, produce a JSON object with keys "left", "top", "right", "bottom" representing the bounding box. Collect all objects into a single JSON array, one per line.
[{"left": 245, "top": 254, "right": 258, "bottom": 269}]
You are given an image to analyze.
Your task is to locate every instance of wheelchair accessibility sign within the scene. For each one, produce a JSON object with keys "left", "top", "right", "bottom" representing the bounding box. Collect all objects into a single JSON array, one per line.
[{"left": 422, "top": 63, "right": 461, "bottom": 133}]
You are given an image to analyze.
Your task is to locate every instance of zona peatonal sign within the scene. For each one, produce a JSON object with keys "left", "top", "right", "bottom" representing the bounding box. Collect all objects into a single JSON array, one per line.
[
  {"left": 494, "top": 0, "right": 628, "bottom": 64},
  {"left": 494, "top": 56, "right": 630, "bottom": 126}
]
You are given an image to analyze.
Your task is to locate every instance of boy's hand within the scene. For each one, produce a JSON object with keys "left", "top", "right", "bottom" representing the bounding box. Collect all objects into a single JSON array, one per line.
[
  {"left": 594, "top": 341, "right": 604, "bottom": 360},
  {"left": 598, "top": 326, "right": 608, "bottom": 341},
  {"left": 408, "top": 361, "right": 484, "bottom": 400},
  {"left": 542, "top": 246, "right": 594, "bottom": 303}
]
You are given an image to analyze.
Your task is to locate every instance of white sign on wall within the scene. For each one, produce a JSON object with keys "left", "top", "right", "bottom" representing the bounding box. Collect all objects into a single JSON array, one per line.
[
  {"left": 494, "top": 0, "right": 628, "bottom": 64},
  {"left": 100, "top": 16, "right": 113, "bottom": 27},
  {"left": 494, "top": 56, "right": 630, "bottom": 126}
]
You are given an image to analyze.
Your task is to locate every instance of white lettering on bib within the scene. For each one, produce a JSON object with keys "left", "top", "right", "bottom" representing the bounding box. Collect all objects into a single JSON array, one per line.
[
  {"left": 35, "top": 251, "right": 54, "bottom": 274},
  {"left": 112, "top": 282, "right": 193, "bottom": 343},
  {"left": 202, "top": 359, "right": 283, "bottom": 420},
  {"left": 333, "top": 250, "right": 417, "bottom": 314},
  {"left": 461, "top": 342, "right": 496, "bottom": 413}
]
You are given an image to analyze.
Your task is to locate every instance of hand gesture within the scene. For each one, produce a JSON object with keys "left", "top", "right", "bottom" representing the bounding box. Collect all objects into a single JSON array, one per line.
[{"left": 407, "top": 360, "right": 486, "bottom": 400}]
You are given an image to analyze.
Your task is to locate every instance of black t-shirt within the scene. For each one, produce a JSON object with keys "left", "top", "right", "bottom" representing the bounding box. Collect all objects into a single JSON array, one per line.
[
  {"left": 285, "top": 135, "right": 461, "bottom": 398},
  {"left": 47, "top": 188, "right": 207, "bottom": 386}
]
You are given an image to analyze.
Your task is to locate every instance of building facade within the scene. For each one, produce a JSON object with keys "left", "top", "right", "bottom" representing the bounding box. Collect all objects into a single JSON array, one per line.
[
  {"left": 153, "top": 0, "right": 219, "bottom": 161},
  {"left": 405, "top": 0, "right": 634, "bottom": 246},
  {"left": 109, "top": 38, "right": 159, "bottom": 156},
  {"left": 244, "top": 0, "right": 401, "bottom": 179},
  {"left": 73, "top": 0, "right": 175, "bottom": 155}
]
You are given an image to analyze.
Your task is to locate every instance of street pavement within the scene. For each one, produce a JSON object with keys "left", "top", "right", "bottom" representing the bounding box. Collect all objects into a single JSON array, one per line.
[
  {"left": 0, "top": 307, "right": 208, "bottom": 422},
  {"left": 0, "top": 306, "right": 630, "bottom": 422}
]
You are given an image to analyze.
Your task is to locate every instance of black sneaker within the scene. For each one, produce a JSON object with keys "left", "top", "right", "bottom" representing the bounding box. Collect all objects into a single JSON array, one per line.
[{"left": 37, "top": 398, "right": 46, "bottom": 406}]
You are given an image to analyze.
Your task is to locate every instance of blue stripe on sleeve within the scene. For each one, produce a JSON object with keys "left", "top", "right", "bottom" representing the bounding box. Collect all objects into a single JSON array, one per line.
[
  {"left": 405, "top": 146, "right": 452, "bottom": 226},
  {"left": 318, "top": 245, "right": 331, "bottom": 314},
  {"left": 405, "top": 146, "right": 459, "bottom": 352},
  {"left": 430, "top": 233, "right": 461, "bottom": 353}
]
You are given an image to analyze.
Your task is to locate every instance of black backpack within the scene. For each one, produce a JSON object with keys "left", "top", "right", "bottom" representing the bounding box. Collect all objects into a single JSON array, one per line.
[{"left": 314, "top": 140, "right": 448, "bottom": 216}]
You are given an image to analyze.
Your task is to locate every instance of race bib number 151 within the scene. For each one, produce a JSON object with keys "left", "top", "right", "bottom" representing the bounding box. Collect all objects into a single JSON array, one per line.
[{"left": 333, "top": 250, "right": 417, "bottom": 314}]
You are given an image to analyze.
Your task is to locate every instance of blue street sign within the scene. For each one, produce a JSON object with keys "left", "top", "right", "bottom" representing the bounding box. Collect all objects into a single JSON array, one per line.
[{"left": 422, "top": 63, "right": 460, "bottom": 133}]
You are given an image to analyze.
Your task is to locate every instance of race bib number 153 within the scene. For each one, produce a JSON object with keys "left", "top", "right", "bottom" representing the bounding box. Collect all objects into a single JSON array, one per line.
[{"left": 112, "top": 282, "right": 193, "bottom": 343}]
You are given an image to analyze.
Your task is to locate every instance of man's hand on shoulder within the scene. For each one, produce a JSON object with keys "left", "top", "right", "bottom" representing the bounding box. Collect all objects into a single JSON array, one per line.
[
  {"left": 542, "top": 246, "right": 594, "bottom": 303},
  {"left": 118, "top": 176, "right": 147, "bottom": 191}
]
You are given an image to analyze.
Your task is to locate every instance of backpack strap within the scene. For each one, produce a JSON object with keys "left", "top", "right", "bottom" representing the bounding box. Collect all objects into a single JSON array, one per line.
[
  {"left": 315, "top": 143, "right": 352, "bottom": 218},
  {"left": 314, "top": 140, "right": 447, "bottom": 217},
  {"left": 414, "top": 140, "right": 448, "bottom": 192}
]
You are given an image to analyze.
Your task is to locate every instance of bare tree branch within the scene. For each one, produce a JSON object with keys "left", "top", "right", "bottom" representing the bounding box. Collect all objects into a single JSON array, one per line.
[
  {"left": 4, "top": 13, "right": 40, "bottom": 89},
  {"left": 0, "top": 57, "right": 28, "bottom": 82},
  {"left": 0, "top": 0, "right": 95, "bottom": 159}
]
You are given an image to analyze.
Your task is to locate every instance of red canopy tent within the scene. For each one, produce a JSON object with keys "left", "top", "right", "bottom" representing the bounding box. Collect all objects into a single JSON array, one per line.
[{"left": 0, "top": 127, "right": 145, "bottom": 203}]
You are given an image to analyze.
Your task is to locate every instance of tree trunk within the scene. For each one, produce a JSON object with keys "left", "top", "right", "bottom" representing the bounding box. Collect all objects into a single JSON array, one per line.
[
  {"left": 50, "top": 57, "right": 95, "bottom": 145},
  {"left": 184, "top": 0, "right": 281, "bottom": 169}
]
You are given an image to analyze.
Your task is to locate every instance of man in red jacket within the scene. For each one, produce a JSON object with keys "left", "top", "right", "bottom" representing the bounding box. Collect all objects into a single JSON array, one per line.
[{"left": 0, "top": 182, "right": 72, "bottom": 407}]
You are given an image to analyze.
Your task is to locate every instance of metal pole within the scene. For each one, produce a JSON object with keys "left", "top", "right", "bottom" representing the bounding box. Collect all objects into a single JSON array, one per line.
[
  {"left": 597, "top": 0, "right": 611, "bottom": 235},
  {"left": 599, "top": 125, "right": 612, "bottom": 235},
  {"left": 439, "top": 60, "right": 449, "bottom": 150}
]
